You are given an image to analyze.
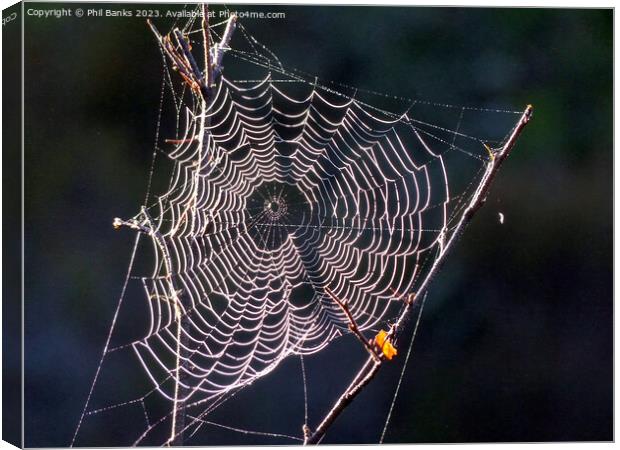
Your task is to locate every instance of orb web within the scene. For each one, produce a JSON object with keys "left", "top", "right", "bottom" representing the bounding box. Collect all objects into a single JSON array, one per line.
[{"left": 133, "top": 72, "right": 449, "bottom": 405}]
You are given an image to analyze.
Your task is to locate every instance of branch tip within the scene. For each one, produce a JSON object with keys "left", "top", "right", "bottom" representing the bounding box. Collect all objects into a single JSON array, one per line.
[
  {"left": 302, "top": 424, "right": 311, "bottom": 443},
  {"left": 525, "top": 104, "right": 534, "bottom": 121}
]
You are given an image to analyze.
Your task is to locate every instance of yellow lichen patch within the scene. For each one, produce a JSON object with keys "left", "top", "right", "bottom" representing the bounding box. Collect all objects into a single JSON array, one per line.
[
  {"left": 483, "top": 143, "right": 495, "bottom": 161},
  {"left": 375, "top": 330, "right": 397, "bottom": 360}
]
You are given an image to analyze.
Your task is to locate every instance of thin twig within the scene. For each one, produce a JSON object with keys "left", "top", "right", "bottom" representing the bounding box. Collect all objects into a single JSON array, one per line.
[
  {"left": 212, "top": 13, "right": 237, "bottom": 81},
  {"left": 147, "top": 21, "right": 199, "bottom": 94},
  {"left": 304, "top": 359, "right": 380, "bottom": 445},
  {"left": 113, "top": 210, "right": 185, "bottom": 447},
  {"left": 305, "top": 104, "right": 533, "bottom": 445},
  {"left": 324, "top": 287, "right": 381, "bottom": 363},
  {"left": 202, "top": 4, "right": 212, "bottom": 88},
  {"left": 173, "top": 28, "right": 203, "bottom": 84},
  {"left": 147, "top": 10, "right": 236, "bottom": 102},
  {"left": 165, "top": 137, "right": 196, "bottom": 145}
]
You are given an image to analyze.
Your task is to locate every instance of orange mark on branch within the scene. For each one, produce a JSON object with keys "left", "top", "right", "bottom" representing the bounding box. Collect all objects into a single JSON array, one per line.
[{"left": 375, "top": 330, "right": 397, "bottom": 360}]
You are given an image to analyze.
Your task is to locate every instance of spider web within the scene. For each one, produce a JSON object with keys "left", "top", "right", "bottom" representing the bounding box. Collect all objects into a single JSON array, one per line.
[{"left": 72, "top": 9, "right": 526, "bottom": 447}]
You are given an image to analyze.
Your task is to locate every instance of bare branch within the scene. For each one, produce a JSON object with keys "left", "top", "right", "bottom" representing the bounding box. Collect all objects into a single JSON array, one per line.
[
  {"left": 202, "top": 4, "right": 212, "bottom": 88},
  {"left": 304, "top": 359, "right": 380, "bottom": 445},
  {"left": 173, "top": 28, "right": 204, "bottom": 86},
  {"left": 325, "top": 287, "right": 381, "bottom": 363},
  {"left": 146, "top": 10, "right": 237, "bottom": 102},
  {"left": 212, "top": 14, "right": 237, "bottom": 81},
  {"left": 113, "top": 209, "right": 186, "bottom": 447},
  {"left": 304, "top": 104, "right": 533, "bottom": 445}
]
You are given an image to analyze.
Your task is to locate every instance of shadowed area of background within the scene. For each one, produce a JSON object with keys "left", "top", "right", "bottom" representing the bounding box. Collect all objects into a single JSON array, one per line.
[{"left": 22, "top": 3, "right": 611, "bottom": 446}]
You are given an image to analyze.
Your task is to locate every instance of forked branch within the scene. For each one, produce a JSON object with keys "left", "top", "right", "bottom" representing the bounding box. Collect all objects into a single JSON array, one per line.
[
  {"left": 147, "top": 10, "right": 237, "bottom": 102},
  {"left": 325, "top": 288, "right": 382, "bottom": 363},
  {"left": 305, "top": 104, "right": 533, "bottom": 445}
]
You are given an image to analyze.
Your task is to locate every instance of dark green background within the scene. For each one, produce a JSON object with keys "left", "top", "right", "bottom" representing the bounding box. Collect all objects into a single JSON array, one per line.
[{"left": 22, "top": 3, "right": 612, "bottom": 446}]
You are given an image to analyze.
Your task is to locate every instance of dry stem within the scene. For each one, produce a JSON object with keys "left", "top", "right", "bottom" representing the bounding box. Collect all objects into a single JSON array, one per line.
[{"left": 324, "top": 288, "right": 381, "bottom": 363}]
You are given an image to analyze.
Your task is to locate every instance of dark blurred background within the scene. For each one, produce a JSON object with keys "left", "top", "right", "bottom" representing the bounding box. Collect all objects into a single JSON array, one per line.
[{"left": 22, "top": 3, "right": 612, "bottom": 447}]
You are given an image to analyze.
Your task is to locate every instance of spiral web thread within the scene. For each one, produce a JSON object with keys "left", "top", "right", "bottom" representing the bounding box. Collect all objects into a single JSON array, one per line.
[{"left": 72, "top": 11, "right": 525, "bottom": 446}]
